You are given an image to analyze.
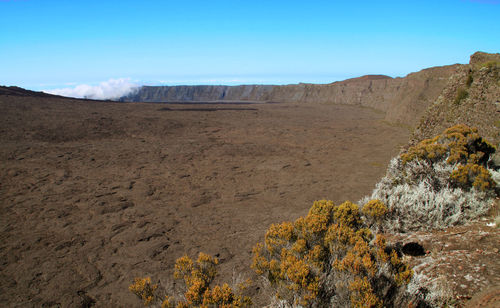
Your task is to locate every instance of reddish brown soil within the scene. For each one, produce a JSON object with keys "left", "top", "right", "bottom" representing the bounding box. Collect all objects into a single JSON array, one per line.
[
  {"left": 387, "top": 213, "right": 500, "bottom": 307},
  {"left": 466, "top": 285, "right": 500, "bottom": 308},
  {"left": 0, "top": 95, "right": 410, "bottom": 307}
]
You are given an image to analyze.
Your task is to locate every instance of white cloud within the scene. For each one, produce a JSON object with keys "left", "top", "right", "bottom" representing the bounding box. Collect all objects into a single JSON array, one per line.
[{"left": 43, "top": 78, "right": 139, "bottom": 100}]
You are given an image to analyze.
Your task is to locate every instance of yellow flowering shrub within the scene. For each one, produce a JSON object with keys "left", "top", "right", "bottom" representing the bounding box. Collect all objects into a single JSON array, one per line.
[
  {"left": 252, "top": 200, "right": 413, "bottom": 307},
  {"left": 349, "top": 277, "right": 382, "bottom": 308},
  {"left": 333, "top": 200, "right": 362, "bottom": 228},
  {"left": 160, "top": 296, "right": 175, "bottom": 308},
  {"left": 362, "top": 199, "right": 387, "bottom": 219},
  {"left": 265, "top": 221, "right": 296, "bottom": 255},
  {"left": 362, "top": 200, "right": 388, "bottom": 230},
  {"left": 401, "top": 136, "right": 447, "bottom": 164},
  {"left": 399, "top": 124, "right": 497, "bottom": 194},
  {"left": 401, "top": 124, "right": 495, "bottom": 166},
  {"left": 450, "top": 163, "right": 495, "bottom": 191},
  {"left": 130, "top": 253, "right": 251, "bottom": 307},
  {"left": 129, "top": 277, "right": 158, "bottom": 306}
]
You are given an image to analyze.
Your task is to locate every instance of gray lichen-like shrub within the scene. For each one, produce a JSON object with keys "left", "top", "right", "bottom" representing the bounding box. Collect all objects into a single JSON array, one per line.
[{"left": 361, "top": 124, "right": 498, "bottom": 232}]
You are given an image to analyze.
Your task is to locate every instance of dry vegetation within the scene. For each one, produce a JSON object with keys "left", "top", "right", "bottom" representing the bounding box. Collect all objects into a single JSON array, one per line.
[
  {"left": 130, "top": 199, "right": 415, "bottom": 307},
  {"left": 130, "top": 253, "right": 252, "bottom": 308},
  {"left": 250, "top": 200, "right": 412, "bottom": 307},
  {"left": 363, "top": 124, "right": 498, "bottom": 232}
]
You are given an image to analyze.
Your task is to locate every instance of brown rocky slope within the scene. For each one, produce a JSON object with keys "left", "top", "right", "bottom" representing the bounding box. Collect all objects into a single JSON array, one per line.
[
  {"left": 376, "top": 52, "right": 500, "bottom": 307},
  {"left": 411, "top": 51, "right": 500, "bottom": 146}
]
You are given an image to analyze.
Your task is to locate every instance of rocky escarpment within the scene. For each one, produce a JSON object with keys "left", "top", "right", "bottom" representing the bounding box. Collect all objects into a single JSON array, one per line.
[
  {"left": 121, "top": 65, "right": 459, "bottom": 127},
  {"left": 411, "top": 52, "right": 500, "bottom": 145}
]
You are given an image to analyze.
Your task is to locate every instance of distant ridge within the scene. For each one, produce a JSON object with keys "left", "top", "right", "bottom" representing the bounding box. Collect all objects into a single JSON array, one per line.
[
  {"left": 8, "top": 52, "right": 496, "bottom": 130},
  {"left": 0, "top": 85, "right": 115, "bottom": 102},
  {"left": 332, "top": 74, "right": 392, "bottom": 84},
  {"left": 0, "top": 86, "right": 62, "bottom": 98},
  {"left": 120, "top": 66, "right": 459, "bottom": 127}
]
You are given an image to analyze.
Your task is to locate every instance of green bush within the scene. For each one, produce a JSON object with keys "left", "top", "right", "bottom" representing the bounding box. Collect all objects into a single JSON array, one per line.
[
  {"left": 454, "top": 88, "right": 468, "bottom": 105},
  {"left": 480, "top": 61, "right": 500, "bottom": 70},
  {"left": 466, "top": 72, "right": 473, "bottom": 87}
]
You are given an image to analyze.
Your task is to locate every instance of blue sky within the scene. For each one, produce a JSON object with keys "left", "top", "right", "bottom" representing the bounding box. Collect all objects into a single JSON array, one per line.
[{"left": 1, "top": 0, "right": 499, "bottom": 97}]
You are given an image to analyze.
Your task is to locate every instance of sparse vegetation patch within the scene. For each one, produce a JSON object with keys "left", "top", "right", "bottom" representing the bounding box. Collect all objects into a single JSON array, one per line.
[
  {"left": 453, "top": 88, "right": 468, "bottom": 105},
  {"left": 130, "top": 253, "right": 252, "bottom": 307},
  {"left": 479, "top": 60, "right": 500, "bottom": 70},
  {"left": 466, "top": 71, "right": 474, "bottom": 87}
]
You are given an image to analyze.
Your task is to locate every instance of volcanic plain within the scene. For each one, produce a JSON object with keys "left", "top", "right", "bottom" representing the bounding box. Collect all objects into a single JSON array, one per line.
[{"left": 0, "top": 93, "right": 410, "bottom": 306}]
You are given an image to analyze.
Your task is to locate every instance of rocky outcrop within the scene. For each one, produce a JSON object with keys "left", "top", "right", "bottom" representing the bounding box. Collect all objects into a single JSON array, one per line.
[
  {"left": 386, "top": 217, "right": 500, "bottom": 307},
  {"left": 469, "top": 51, "right": 500, "bottom": 66},
  {"left": 120, "top": 66, "right": 459, "bottom": 127},
  {"left": 411, "top": 51, "right": 500, "bottom": 145}
]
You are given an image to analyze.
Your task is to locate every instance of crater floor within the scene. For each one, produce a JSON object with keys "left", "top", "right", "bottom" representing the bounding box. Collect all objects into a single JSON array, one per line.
[{"left": 0, "top": 97, "right": 409, "bottom": 306}]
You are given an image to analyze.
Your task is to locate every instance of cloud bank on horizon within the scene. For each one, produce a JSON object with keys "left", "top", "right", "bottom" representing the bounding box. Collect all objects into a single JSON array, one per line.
[{"left": 44, "top": 78, "right": 138, "bottom": 100}]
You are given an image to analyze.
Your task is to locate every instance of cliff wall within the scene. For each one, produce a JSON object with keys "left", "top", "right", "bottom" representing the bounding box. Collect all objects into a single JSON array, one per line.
[{"left": 121, "top": 65, "right": 460, "bottom": 126}]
